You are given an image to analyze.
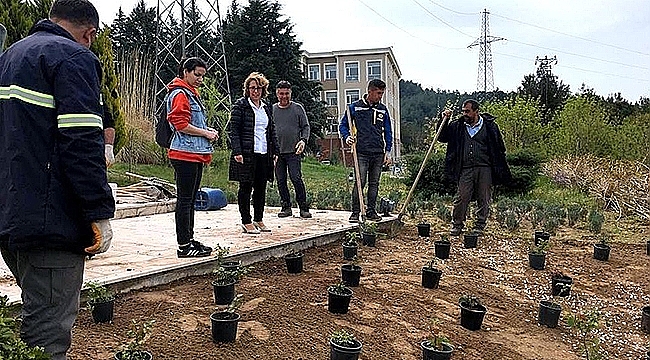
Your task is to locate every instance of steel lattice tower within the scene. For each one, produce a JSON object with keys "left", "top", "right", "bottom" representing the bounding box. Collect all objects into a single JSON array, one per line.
[
  {"left": 154, "top": 0, "right": 231, "bottom": 121},
  {"left": 468, "top": 9, "right": 504, "bottom": 92}
]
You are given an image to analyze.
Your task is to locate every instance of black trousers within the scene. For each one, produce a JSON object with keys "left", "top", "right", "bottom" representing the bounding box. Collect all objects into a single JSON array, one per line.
[
  {"left": 452, "top": 166, "right": 492, "bottom": 230},
  {"left": 238, "top": 153, "right": 268, "bottom": 224},
  {"left": 171, "top": 159, "right": 203, "bottom": 245}
]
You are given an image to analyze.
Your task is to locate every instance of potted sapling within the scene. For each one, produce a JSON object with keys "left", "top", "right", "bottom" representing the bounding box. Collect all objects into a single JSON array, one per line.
[
  {"left": 327, "top": 282, "right": 353, "bottom": 314},
  {"left": 593, "top": 233, "right": 611, "bottom": 261},
  {"left": 342, "top": 231, "right": 360, "bottom": 260},
  {"left": 421, "top": 257, "right": 442, "bottom": 289},
  {"left": 459, "top": 294, "right": 487, "bottom": 331},
  {"left": 210, "top": 294, "right": 243, "bottom": 343},
  {"left": 329, "top": 329, "right": 362, "bottom": 360},
  {"left": 420, "top": 317, "right": 453, "bottom": 360},
  {"left": 414, "top": 208, "right": 430, "bottom": 237},
  {"left": 284, "top": 250, "right": 304, "bottom": 273},
  {"left": 551, "top": 272, "right": 573, "bottom": 297},
  {"left": 434, "top": 234, "right": 451, "bottom": 260},
  {"left": 86, "top": 281, "right": 115, "bottom": 324},
  {"left": 114, "top": 319, "right": 154, "bottom": 360},
  {"left": 341, "top": 256, "right": 362, "bottom": 287},
  {"left": 529, "top": 238, "right": 550, "bottom": 270},
  {"left": 212, "top": 264, "right": 250, "bottom": 305},
  {"left": 538, "top": 282, "right": 570, "bottom": 328},
  {"left": 565, "top": 308, "right": 607, "bottom": 360},
  {"left": 359, "top": 221, "right": 379, "bottom": 247}
]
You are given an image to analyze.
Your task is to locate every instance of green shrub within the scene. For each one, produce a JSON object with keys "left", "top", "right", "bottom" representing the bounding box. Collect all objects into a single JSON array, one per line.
[
  {"left": 498, "top": 149, "right": 542, "bottom": 196},
  {"left": 588, "top": 209, "right": 605, "bottom": 233},
  {"left": 403, "top": 152, "right": 456, "bottom": 198},
  {"left": 0, "top": 295, "right": 51, "bottom": 359}
]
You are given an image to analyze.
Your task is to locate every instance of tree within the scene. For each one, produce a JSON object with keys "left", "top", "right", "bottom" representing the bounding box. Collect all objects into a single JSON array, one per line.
[
  {"left": 222, "top": 0, "right": 327, "bottom": 151},
  {"left": 518, "top": 64, "right": 570, "bottom": 124},
  {"left": 0, "top": 0, "right": 52, "bottom": 47},
  {"left": 109, "top": 0, "right": 157, "bottom": 58},
  {"left": 91, "top": 27, "right": 125, "bottom": 153}
]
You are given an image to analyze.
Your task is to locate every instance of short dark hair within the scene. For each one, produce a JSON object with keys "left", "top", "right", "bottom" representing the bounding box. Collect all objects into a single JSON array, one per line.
[
  {"left": 178, "top": 57, "right": 207, "bottom": 78},
  {"left": 463, "top": 99, "right": 480, "bottom": 111},
  {"left": 276, "top": 80, "right": 291, "bottom": 90},
  {"left": 50, "top": 0, "right": 99, "bottom": 29},
  {"left": 368, "top": 79, "right": 386, "bottom": 91}
]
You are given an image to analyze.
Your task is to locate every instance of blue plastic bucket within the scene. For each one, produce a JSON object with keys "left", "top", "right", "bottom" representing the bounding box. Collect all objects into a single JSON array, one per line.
[{"left": 194, "top": 188, "right": 227, "bottom": 210}]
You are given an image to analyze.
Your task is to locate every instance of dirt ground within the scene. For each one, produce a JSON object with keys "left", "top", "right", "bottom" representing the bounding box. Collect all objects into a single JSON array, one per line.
[{"left": 68, "top": 217, "right": 650, "bottom": 360}]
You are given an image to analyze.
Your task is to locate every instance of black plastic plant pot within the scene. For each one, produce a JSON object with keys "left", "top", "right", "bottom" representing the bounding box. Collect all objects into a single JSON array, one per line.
[
  {"left": 463, "top": 234, "right": 478, "bottom": 249},
  {"left": 341, "top": 264, "right": 362, "bottom": 287},
  {"left": 285, "top": 253, "right": 304, "bottom": 274},
  {"left": 421, "top": 341, "right": 453, "bottom": 360},
  {"left": 114, "top": 350, "right": 152, "bottom": 360},
  {"left": 551, "top": 274, "right": 572, "bottom": 297},
  {"left": 647, "top": 351, "right": 650, "bottom": 360},
  {"left": 210, "top": 311, "right": 240, "bottom": 343},
  {"left": 91, "top": 300, "right": 114, "bottom": 323},
  {"left": 528, "top": 252, "right": 546, "bottom": 270},
  {"left": 417, "top": 223, "right": 431, "bottom": 237},
  {"left": 421, "top": 267, "right": 442, "bottom": 289},
  {"left": 328, "top": 287, "right": 353, "bottom": 314},
  {"left": 642, "top": 306, "right": 650, "bottom": 333},
  {"left": 342, "top": 244, "right": 358, "bottom": 260},
  {"left": 362, "top": 232, "right": 376, "bottom": 247},
  {"left": 434, "top": 241, "right": 451, "bottom": 260},
  {"left": 593, "top": 243, "right": 611, "bottom": 261},
  {"left": 646, "top": 240, "right": 650, "bottom": 256},
  {"left": 459, "top": 302, "right": 487, "bottom": 331},
  {"left": 212, "top": 280, "right": 236, "bottom": 305},
  {"left": 538, "top": 301, "right": 561, "bottom": 328},
  {"left": 534, "top": 231, "right": 550, "bottom": 246},
  {"left": 329, "top": 338, "right": 362, "bottom": 360}
]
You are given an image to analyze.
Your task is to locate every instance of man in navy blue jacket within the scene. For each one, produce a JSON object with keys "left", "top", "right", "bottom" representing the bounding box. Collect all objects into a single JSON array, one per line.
[
  {"left": 339, "top": 79, "right": 393, "bottom": 222},
  {"left": 0, "top": 1, "right": 114, "bottom": 358}
]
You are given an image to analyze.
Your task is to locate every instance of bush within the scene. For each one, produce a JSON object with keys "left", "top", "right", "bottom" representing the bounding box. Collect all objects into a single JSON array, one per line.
[
  {"left": 402, "top": 152, "right": 456, "bottom": 198},
  {"left": 498, "top": 149, "right": 542, "bottom": 197}
]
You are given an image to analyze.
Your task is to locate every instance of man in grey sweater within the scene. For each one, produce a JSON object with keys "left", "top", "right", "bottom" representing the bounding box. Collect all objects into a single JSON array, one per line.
[{"left": 273, "top": 80, "right": 311, "bottom": 218}]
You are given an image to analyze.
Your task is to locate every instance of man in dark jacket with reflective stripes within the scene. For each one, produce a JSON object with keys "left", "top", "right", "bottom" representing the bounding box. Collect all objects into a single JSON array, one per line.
[
  {"left": 0, "top": 1, "right": 114, "bottom": 358},
  {"left": 439, "top": 99, "right": 511, "bottom": 236}
]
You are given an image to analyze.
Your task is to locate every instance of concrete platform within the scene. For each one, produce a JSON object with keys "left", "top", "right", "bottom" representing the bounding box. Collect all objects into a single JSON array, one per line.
[{"left": 0, "top": 203, "right": 395, "bottom": 305}]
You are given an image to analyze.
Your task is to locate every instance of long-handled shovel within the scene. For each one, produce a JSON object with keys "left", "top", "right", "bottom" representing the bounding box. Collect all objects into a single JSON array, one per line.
[
  {"left": 396, "top": 113, "right": 451, "bottom": 224},
  {"left": 346, "top": 107, "right": 366, "bottom": 223},
  {"left": 0, "top": 23, "right": 6, "bottom": 52}
]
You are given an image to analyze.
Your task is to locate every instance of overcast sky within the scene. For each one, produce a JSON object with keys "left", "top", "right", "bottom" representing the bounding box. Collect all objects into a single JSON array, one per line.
[{"left": 96, "top": 0, "right": 650, "bottom": 102}]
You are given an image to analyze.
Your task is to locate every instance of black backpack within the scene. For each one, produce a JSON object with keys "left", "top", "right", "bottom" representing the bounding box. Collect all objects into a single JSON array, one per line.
[{"left": 155, "top": 87, "right": 193, "bottom": 148}]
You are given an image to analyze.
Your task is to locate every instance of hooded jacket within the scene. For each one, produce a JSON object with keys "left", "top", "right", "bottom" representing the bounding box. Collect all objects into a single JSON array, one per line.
[{"left": 0, "top": 20, "right": 114, "bottom": 252}]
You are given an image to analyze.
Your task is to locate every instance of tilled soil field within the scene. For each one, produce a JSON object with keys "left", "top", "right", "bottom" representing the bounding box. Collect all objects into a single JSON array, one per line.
[{"left": 68, "top": 220, "right": 650, "bottom": 359}]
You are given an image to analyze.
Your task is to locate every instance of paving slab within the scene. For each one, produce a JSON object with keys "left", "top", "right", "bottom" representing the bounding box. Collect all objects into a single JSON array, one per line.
[{"left": 0, "top": 202, "right": 395, "bottom": 305}]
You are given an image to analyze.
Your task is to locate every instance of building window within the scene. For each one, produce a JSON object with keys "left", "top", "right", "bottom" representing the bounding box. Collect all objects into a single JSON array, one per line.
[
  {"left": 345, "top": 62, "right": 359, "bottom": 82},
  {"left": 325, "top": 64, "right": 337, "bottom": 80},
  {"left": 345, "top": 89, "right": 360, "bottom": 105},
  {"left": 367, "top": 60, "right": 381, "bottom": 80},
  {"left": 325, "top": 91, "right": 338, "bottom": 106},
  {"left": 308, "top": 64, "right": 320, "bottom": 81}
]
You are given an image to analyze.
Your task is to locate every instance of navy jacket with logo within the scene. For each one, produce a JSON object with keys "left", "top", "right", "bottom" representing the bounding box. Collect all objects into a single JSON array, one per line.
[
  {"left": 0, "top": 20, "right": 115, "bottom": 253},
  {"left": 339, "top": 95, "right": 393, "bottom": 155}
]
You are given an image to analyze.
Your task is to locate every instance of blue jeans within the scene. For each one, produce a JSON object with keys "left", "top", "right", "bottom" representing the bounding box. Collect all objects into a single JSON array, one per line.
[
  {"left": 275, "top": 153, "right": 307, "bottom": 210},
  {"left": 171, "top": 159, "right": 204, "bottom": 245},
  {"left": 351, "top": 153, "right": 384, "bottom": 215},
  {"left": 1, "top": 246, "right": 85, "bottom": 360}
]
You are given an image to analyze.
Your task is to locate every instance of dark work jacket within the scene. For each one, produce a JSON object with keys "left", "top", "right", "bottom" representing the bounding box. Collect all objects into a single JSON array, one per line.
[
  {"left": 228, "top": 97, "right": 279, "bottom": 182},
  {"left": 0, "top": 20, "right": 115, "bottom": 253},
  {"left": 438, "top": 113, "right": 512, "bottom": 185}
]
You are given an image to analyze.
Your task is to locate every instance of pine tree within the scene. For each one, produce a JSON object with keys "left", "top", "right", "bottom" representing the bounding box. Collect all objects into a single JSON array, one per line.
[
  {"left": 0, "top": 0, "right": 52, "bottom": 47},
  {"left": 91, "top": 27, "right": 125, "bottom": 153},
  {"left": 223, "top": 0, "right": 327, "bottom": 150}
]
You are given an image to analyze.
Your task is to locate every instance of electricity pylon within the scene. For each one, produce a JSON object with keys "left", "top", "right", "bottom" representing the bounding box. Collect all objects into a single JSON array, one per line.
[{"left": 468, "top": 9, "right": 505, "bottom": 92}]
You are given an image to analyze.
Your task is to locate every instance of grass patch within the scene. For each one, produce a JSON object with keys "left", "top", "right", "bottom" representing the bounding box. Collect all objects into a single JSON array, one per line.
[{"left": 525, "top": 176, "right": 596, "bottom": 208}]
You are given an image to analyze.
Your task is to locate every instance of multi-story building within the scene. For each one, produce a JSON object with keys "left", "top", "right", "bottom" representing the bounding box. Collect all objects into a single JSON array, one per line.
[{"left": 302, "top": 47, "right": 401, "bottom": 165}]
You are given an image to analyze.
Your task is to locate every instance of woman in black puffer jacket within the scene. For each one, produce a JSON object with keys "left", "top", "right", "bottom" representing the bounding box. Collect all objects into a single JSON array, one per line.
[{"left": 228, "top": 72, "right": 279, "bottom": 234}]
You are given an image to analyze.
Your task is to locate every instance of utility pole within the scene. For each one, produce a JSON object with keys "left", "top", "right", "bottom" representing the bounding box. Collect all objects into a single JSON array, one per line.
[
  {"left": 535, "top": 55, "right": 557, "bottom": 109},
  {"left": 468, "top": 9, "right": 505, "bottom": 93},
  {"left": 154, "top": 0, "right": 231, "bottom": 122}
]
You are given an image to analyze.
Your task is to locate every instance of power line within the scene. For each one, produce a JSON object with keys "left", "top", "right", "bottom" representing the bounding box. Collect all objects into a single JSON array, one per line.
[
  {"left": 410, "top": 0, "right": 474, "bottom": 38},
  {"left": 355, "top": 0, "right": 462, "bottom": 50},
  {"left": 425, "top": 0, "right": 478, "bottom": 16},
  {"left": 491, "top": 12, "right": 650, "bottom": 57}
]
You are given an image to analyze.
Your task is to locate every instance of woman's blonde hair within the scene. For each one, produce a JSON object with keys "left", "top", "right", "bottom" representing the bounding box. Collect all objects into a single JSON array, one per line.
[{"left": 243, "top": 72, "right": 269, "bottom": 97}]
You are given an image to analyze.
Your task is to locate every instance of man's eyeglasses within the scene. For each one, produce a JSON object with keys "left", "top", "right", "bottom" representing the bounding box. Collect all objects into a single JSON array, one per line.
[{"left": 248, "top": 86, "right": 263, "bottom": 91}]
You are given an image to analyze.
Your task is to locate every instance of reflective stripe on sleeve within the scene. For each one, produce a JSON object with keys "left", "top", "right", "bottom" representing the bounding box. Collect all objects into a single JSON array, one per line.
[
  {"left": 0, "top": 85, "right": 55, "bottom": 108},
  {"left": 57, "top": 114, "right": 103, "bottom": 128}
]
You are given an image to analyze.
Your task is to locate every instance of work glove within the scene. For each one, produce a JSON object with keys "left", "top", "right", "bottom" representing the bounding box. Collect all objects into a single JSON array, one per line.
[
  {"left": 345, "top": 136, "right": 356, "bottom": 146},
  {"left": 295, "top": 140, "right": 306, "bottom": 155},
  {"left": 105, "top": 144, "right": 115, "bottom": 167},
  {"left": 85, "top": 219, "right": 113, "bottom": 255}
]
